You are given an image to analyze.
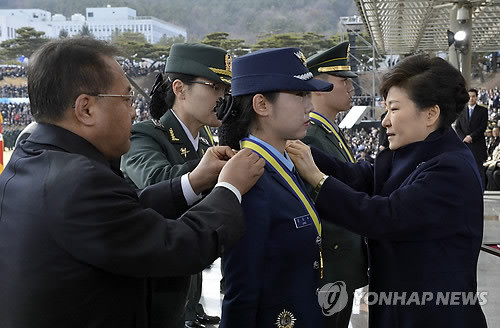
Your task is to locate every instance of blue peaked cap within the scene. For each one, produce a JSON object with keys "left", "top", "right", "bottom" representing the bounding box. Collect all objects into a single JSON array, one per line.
[{"left": 231, "top": 47, "right": 333, "bottom": 97}]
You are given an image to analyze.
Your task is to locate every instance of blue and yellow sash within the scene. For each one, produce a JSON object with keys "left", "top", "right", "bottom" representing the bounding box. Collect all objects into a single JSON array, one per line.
[
  {"left": 203, "top": 126, "right": 215, "bottom": 146},
  {"left": 241, "top": 138, "right": 322, "bottom": 236},
  {"left": 309, "top": 111, "right": 355, "bottom": 163}
]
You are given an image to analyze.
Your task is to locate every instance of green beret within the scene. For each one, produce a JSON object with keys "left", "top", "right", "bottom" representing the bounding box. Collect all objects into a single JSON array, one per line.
[
  {"left": 166, "top": 43, "right": 232, "bottom": 85},
  {"left": 306, "top": 41, "right": 357, "bottom": 78}
]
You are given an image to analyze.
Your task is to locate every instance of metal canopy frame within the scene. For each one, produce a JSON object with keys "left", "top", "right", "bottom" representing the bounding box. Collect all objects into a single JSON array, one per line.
[{"left": 354, "top": 0, "right": 500, "bottom": 55}]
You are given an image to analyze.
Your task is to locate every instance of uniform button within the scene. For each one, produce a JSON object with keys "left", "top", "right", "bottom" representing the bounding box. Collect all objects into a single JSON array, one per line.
[
  {"left": 316, "top": 236, "right": 322, "bottom": 247},
  {"left": 333, "top": 244, "right": 339, "bottom": 250},
  {"left": 315, "top": 288, "right": 320, "bottom": 295},
  {"left": 313, "top": 261, "right": 320, "bottom": 269}
]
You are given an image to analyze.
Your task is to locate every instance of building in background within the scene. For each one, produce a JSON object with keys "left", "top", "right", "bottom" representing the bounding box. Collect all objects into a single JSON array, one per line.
[{"left": 0, "top": 6, "right": 187, "bottom": 43}]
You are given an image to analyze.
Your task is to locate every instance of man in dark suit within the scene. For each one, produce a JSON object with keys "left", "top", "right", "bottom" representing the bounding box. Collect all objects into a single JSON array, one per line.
[
  {"left": 0, "top": 38, "right": 264, "bottom": 328},
  {"left": 455, "top": 88, "right": 488, "bottom": 187},
  {"left": 303, "top": 42, "right": 368, "bottom": 328}
]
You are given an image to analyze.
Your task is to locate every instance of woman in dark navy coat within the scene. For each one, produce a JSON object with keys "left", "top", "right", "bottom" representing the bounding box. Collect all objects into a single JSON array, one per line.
[
  {"left": 216, "top": 48, "right": 333, "bottom": 328},
  {"left": 287, "top": 54, "right": 488, "bottom": 328}
]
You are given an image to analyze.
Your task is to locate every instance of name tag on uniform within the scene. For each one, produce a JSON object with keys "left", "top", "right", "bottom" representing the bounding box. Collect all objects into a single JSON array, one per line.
[{"left": 294, "top": 215, "right": 313, "bottom": 229}]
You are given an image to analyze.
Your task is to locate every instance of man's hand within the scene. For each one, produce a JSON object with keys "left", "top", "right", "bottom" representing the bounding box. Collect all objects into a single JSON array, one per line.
[
  {"left": 189, "top": 146, "right": 236, "bottom": 194},
  {"left": 463, "top": 135, "right": 473, "bottom": 144},
  {"left": 218, "top": 148, "right": 265, "bottom": 195}
]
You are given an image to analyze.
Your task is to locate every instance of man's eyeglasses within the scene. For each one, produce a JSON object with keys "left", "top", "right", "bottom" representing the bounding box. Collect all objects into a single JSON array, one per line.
[
  {"left": 88, "top": 91, "right": 137, "bottom": 107},
  {"left": 189, "top": 81, "right": 230, "bottom": 94}
]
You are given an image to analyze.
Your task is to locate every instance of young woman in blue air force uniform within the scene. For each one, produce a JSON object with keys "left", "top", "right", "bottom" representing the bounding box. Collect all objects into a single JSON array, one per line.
[{"left": 216, "top": 48, "right": 333, "bottom": 328}]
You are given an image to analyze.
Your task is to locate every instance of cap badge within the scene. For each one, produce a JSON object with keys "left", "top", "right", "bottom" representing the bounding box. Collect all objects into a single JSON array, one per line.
[
  {"left": 275, "top": 310, "right": 296, "bottom": 328},
  {"left": 225, "top": 54, "right": 232, "bottom": 72},
  {"left": 294, "top": 51, "right": 307, "bottom": 67}
]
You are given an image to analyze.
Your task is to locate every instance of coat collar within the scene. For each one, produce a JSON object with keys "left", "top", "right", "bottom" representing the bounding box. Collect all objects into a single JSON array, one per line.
[
  {"left": 158, "top": 110, "right": 187, "bottom": 145},
  {"left": 310, "top": 121, "right": 351, "bottom": 162},
  {"left": 374, "top": 128, "right": 465, "bottom": 195},
  {"left": 27, "top": 123, "right": 110, "bottom": 167},
  {"left": 157, "top": 109, "right": 213, "bottom": 148}
]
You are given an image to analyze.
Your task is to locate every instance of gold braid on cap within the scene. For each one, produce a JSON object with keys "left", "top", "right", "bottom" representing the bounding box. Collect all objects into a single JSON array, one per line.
[
  {"left": 208, "top": 54, "right": 232, "bottom": 79},
  {"left": 318, "top": 65, "right": 351, "bottom": 72},
  {"left": 209, "top": 67, "right": 232, "bottom": 77}
]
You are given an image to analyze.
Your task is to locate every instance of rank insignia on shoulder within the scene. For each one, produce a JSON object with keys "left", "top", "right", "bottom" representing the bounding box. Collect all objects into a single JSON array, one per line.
[
  {"left": 152, "top": 119, "right": 165, "bottom": 129},
  {"left": 200, "top": 136, "right": 209, "bottom": 145},
  {"left": 169, "top": 128, "right": 180, "bottom": 141},
  {"left": 180, "top": 147, "right": 190, "bottom": 158},
  {"left": 275, "top": 310, "right": 296, "bottom": 328}
]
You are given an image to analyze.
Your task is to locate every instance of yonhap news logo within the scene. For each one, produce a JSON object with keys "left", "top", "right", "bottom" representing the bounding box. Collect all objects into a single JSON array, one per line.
[
  {"left": 317, "top": 281, "right": 488, "bottom": 314},
  {"left": 358, "top": 291, "right": 488, "bottom": 306},
  {"left": 317, "top": 281, "right": 349, "bottom": 316}
]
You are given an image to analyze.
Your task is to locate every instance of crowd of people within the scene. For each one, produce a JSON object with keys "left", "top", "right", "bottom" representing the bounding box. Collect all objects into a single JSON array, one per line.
[
  {"left": 478, "top": 87, "right": 500, "bottom": 112},
  {"left": 352, "top": 95, "right": 373, "bottom": 106},
  {"left": 0, "top": 96, "right": 385, "bottom": 162},
  {"left": 3, "top": 85, "right": 500, "bottom": 171},
  {"left": 121, "top": 59, "right": 166, "bottom": 77},
  {"left": 0, "top": 65, "right": 26, "bottom": 80},
  {"left": 0, "top": 84, "right": 28, "bottom": 98},
  {"left": 344, "top": 126, "right": 380, "bottom": 163}
]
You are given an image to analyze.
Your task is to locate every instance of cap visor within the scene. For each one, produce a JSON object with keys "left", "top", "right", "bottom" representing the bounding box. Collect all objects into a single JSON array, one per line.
[
  {"left": 307, "top": 77, "right": 333, "bottom": 92},
  {"left": 329, "top": 71, "right": 358, "bottom": 78}
]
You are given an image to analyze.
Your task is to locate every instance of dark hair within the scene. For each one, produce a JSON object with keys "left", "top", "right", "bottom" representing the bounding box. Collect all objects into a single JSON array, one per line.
[
  {"left": 28, "top": 38, "right": 119, "bottom": 122},
  {"left": 468, "top": 88, "right": 478, "bottom": 96},
  {"left": 218, "top": 92, "right": 278, "bottom": 150},
  {"left": 149, "top": 72, "right": 197, "bottom": 120},
  {"left": 379, "top": 54, "right": 469, "bottom": 129}
]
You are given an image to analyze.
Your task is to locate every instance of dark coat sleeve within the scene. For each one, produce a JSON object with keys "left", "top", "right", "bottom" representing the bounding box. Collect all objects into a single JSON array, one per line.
[
  {"left": 311, "top": 146, "right": 374, "bottom": 194},
  {"left": 47, "top": 155, "right": 245, "bottom": 278},
  {"left": 315, "top": 153, "right": 479, "bottom": 241}
]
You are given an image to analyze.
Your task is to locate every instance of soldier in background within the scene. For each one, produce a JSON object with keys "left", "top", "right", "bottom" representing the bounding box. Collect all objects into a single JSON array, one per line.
[{"left": 303, "top": 42, "right": 368, "bottom": 328}]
